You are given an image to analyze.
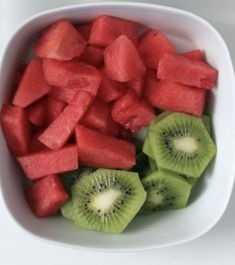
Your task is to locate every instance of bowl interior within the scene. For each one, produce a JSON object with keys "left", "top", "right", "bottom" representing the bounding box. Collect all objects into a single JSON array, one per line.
[{"left": 0, "top": 2, "right": 235, "bottom": 251}]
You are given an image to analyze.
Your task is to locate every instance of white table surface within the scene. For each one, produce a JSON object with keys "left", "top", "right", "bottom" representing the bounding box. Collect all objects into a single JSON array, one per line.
[{"left": 1, "top": 1, "right": 235, "bottom": 264}]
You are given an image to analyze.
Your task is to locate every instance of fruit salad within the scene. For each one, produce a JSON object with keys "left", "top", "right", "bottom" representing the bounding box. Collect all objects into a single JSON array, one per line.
[{"left": 0, "top": 15, "right": 217, "bottom": 234}]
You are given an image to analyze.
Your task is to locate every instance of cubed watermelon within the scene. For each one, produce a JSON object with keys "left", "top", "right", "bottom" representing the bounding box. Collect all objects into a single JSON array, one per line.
[
  {"left": 89, "top": 15, "right": 139, "bottom": 47},
  {"left": 1, "top": 105, "right": 31, "bottom": 156},
  {"left": 17, "top": 145, "right": 78, "bottom": 179},
  {"left": 46, "top": 97, "right": 66, "bottom": 125},
  {"left": 112, "top": 90, "right": 155, "bottom": 132},
  {"left": 138, "top": 29, "right": 176, "bottom": 69},
  {"left": 182, "top": 49, "right": 204, "bottom": 61},
  {"left": 104, "top": 35, "right": 146, "bottom": 82},
  {"left": 81, "top": 99, "right": 119, "bottom": 136},
  {"left": 75, "top": 125, "right": 135, "bottom": 169},
  {"left": 125, "top": 75, "right": 145, "bottom": 97},
  {"left": 34, "top": 19, "right": 86, "bottom": 60},
  {"left": 30, "top": 130, "right": 48, "bottom": 152},
  {"left": 145, "top": 79, "right": 206, "bottom": 116},
  {"left": 158, "top": 53, "right": 218, "bottom": 89},
  {"left": 49, "top": 86, "right": 76, "bottom": 103},
  {"left": 77, "top": 23, "right": 92, "bottom": 41},
  {"left": 98, "top": 69, "right": 125, "bottom": 102},
  {"left": 26, "top": 97, "right": 47, "bottom": 127},
  {"left": 43, "top": 59, "right": 101, "bottom": 96},
  {"left": 25, "top": 174, "right": 68, "bottom": 217},
  {"left": 13, "top": 59, "right": 51, "bottom": 108},
  {"left": 80, "top": 45, "right": 104, "bottom": 67},
  {"left": 39, "top": 91, "right": 93, "bottom": 150}
]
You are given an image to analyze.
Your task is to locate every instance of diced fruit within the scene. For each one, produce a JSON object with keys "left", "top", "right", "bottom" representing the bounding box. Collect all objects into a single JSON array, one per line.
[
  {"left": 98, "top": 69, "right": 125, "bottom": 102},
  {"left": 118, "top": 126, "right": 133, "bottom": 142},
  {"left": 25, "top": 174, "right": 68, "bottom": 217},
  {"left": 77, "top": 23, "right": 92, "bottom": 41},
  {"left": 182, "top": 49, "right": 204, "bottom": 61},
  {"left": 104, "top": 35, "right": 146, "bottom": 82},
  {"left": 157, "top": 53, "right": 218, "bottom": 89},
  {"left": 145, "top": 79, "right": 206, "bottom": 117},
  {"left": 112, "top": 91, "right": 155, "bottom": 132},
  {"left": 80, "top": 45, "right": 104, "bottom": 67},
  {"left": 89, "top": 15, "right": 139, "bottom": 47},
  {"left": 125, "top": 75, "right": 145, "bottom": 97},
  {"left": 75, "top": 125, "right": 135, "bottom": 169},
  {"left": 49, "top": 86, "right": 76, "bottom": 103},
  {"left": 30, "top": 131, "right": 48, "bottom": 152},
  {"left": 138, "top": 29, "right": 176, "bottom": 69},
  {"left": 39, "top": 91, "right": 93, "bottom": 150},
  {"left": 13, "top": 59, "right": 51, "bottom": 108},
  {"left": 81, "top": 99, "right": 119, "bottom": 136},
  {"left": 46, "top": 97, "right": 66, "bottom": 125},
  {"left": 34, "top": 19, "right": 86, "bottom": 60},
  {"left": 43, "top": 59, "right": 101, "bottom": 96},
  {"left": 26, "top": 97, "right": 47, "bottom": 127},
  {"left": 17, "top": 145, "right": 78, "bottom": 180},
  {"left": 0, "top": 105, "right": 31, "bottom": 156}
]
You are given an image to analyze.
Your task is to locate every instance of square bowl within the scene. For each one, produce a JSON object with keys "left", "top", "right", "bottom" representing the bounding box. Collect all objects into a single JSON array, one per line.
[{"left": 1, "top": 1, "right": 235, "bottom": 252}]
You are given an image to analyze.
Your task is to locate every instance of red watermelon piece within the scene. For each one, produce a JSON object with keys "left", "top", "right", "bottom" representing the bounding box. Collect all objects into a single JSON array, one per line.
[
  {"left": 157, "top": 53, "right": 218, "bottom": 89},
  {"left": 104, "top": 35, "right": 146, "bottom": 82},
  {"left": 182, "top": 49, "right": 204, "bottom": 61},
  {"left": 145, "top": 79, "right": 206, "bottom": 116},
  {"left": 125, "top": 75, "right": 145, "bottom": 97},
  {"left": 138, "top": 29, "right": 176, "bottom": 69},
  {"left": 17, "top": 145, "right": 78, "bottom": 180},
  {"left": 1, "top": 104, "right": 31, "bottom": 156},
  {"left": 34, "top": 19, "right": 86, "bottom": 61},
  {"left": 80, "top": 45, "right": 104, "bottom": 67},
  {"left": 26, "top": 97, "right": 47, "bottom": 127},
  {"left": 89, "top": 15, "right": 139, "bottom": 47},
  {"left": 30, "top": 130, "right": 48, "bottom": 152},
  {"left": 25, "top": 174, "right": 68, "bottom": 218},
  {"left": 46, "top": 97, "right": 66, "bottom": 125},
  {"left": 49, "top": 86, "right": 76, "bottom": 103},
  {"left": 77, "top": 23, "right": 92, "bottom": 41},
  {"left": 76, "top": 125, "right": 135, "bottom": 169},
  {"left": 39, "top": 91, "right": 93, "bottom": 150},
  {"left": 81, "top": 99, "right": 119, "bottom": 136},
  {"left": 98, "top": 69, "right": 125, "bottom": 102},
  {"left": 13, "top": 59, "right": 51, "bottom": 108},
  {"left": 43, "top": 59, "right": 101, "bottom": 96},
  {"left": 112, "top": 90, "right": 155, "bottom": 132}
]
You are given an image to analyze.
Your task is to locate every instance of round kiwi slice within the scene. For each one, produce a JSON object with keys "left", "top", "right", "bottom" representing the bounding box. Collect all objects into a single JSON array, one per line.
[
  {"left": 148, "top": 113, "right": 216, "bottom": 177},
  {"left": 61, "top": 169, "right": 146, "bottom": 234},
  {"left": 141, "top": 170, "right": 192, "bottom": 214}
]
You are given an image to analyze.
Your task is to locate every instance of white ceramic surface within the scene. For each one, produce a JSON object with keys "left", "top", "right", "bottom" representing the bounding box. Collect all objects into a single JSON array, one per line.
[{"left": 0, "top": 1, "right": 235, "bottom": 252}]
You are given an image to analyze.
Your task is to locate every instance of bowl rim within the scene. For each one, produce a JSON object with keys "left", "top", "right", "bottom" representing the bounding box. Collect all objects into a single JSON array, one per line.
[{"left": 1, "top": 1, "right": 235, "bottom": 253}]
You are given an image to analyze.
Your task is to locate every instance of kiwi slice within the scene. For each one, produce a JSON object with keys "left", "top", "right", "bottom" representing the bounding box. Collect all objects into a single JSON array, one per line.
[
  {"left": 149, "top": 157, "right": 157, "bottom": 171},
  {"left": 202, "top": 115, "right": 211, "bottom": 135},
  {"left": 61, "top": 169, "right": 146, "bottom": 234},
  {"left": 149, "top": 112, "right": 216, "bottom": 177},
  {"left": 141, "top": 170, "right": 192, "bottom": 214}
]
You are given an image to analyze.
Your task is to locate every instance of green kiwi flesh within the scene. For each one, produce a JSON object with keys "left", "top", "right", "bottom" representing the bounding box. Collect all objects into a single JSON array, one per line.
[
  {"left": 149, "top": 157, "right": 157, "bottom": 171},
  {"left": 141, "top": 170, "right": 192, "bottom": 213},
  {"left": 61, "top": 169, "right": 146, "bottom": 234},
  {"left": 149, "top": 113, "right": 216, "bottom": 177}
]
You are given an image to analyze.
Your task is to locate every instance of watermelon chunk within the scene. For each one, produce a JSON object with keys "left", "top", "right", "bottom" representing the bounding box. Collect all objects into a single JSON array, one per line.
[
  {"left": 81, "top": 99, "right": 119, "bottom": 136},
  {"left": 13, "top": 59, "right": 51, "bottom": 108},
  {"left": 182, "top": 49, "right": 204, "bottom": 61},
  {"left": 25, "top": 174, "right": 68, "bottom": 217},
  {"left": 39, "top": 91, "right": 93, "bottom": 150},
  {"left": 89, "top": 15, "right": 139, "bottom": 47},
  {"left": 43, "top": 59, "right": 101, "bottom": 96},
  {"left": 26, "top": 97, "right": 47, "bottom": 127},
  {"left": 46, "top": 97, "right": 66, "bottom": 125},
  {"left": 145, "top": 79, "right": 206, "bottom": 116},
  {"left": 138, "top": 29, "right": 176, "bottom": 69},
  {"left": 75, "top": 125, "right": 135, "bottom": 169},
  {"left": 1, "top": 105, "right": 31, "bottom": 156},
  {"left": 125, "top": 75, "right": 145, "bottom": 97},
  {"left": 17, "top": 145, "right": 78, "bottom": 180},
  {"left": 98, "top": 69, "right": 125, "bottom": 102},
  {"left": 112, "top": 90, "right": 155, "bottom": 132},
  {"left": 104, "top": 35, "right": 146, "bottom": 82},
  {"left": 49, "top": 86, "right": 76, "bottom": 103},
  {"left": 34, "top": 19, "right": 86, "bottom": 60},
  {"left": 30, "top": 130, "right": 48, "bottom": 152},
  {"left": 77, "top": 23, "right": 92, "bottom": 41},
  {"left": 157, "top": 53, "right": 218, "bottom": 89},
  {"left": 80, "top": 45, "right": 104, "bottom": 67}
]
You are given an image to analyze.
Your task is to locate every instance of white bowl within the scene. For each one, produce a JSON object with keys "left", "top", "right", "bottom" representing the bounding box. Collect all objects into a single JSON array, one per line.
[{"left": 1, "top": 1, "right": 235, "bottom": 252}]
